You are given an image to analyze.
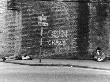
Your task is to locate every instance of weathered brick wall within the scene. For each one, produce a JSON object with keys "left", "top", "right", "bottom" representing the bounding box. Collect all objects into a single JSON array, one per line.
[
  {"left": 5, "top": 10, "right": 22, "bottom": 57},
  {"left": 13, "top": 0, "right": 110, "bottom": 59},
  {"left": 77, "top": 2, "right": 90, "bottom": 59},
  {"left": 20, "top": 1, "right": 79, "bottom": 58},
  {"left": 0, "top": 0, "right": 7, "bottom": 57},
  {"left": 0, "top": 0, "right": 22, "bottom": 57},
  {"left": 20, "top": 1, "right": 51, "bottom": 57},
  {"left": 89, "top": 2, "right": 109, "bottom": 56},
  {"left": 46, "top": 2, "right": 78, "bottom": 58}
]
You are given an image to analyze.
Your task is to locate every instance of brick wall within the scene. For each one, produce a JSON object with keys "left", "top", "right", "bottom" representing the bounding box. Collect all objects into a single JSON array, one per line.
[{"left": 9, "top": 0, "right": 110, "bottom": 59}]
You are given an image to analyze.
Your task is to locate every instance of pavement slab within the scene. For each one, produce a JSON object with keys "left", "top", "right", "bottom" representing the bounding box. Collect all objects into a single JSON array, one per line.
[{"left": 3, "top": 59, "right": 110, "bottom": 70}]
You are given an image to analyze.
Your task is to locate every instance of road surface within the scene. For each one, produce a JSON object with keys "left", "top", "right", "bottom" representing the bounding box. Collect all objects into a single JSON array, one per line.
[{"left": 0, "top": 62, "right": 110, "bottom": 82}]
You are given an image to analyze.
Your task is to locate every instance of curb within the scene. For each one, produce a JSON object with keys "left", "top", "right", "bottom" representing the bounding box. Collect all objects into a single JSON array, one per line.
[{"left": 5, "top": 61, "right": 110, "bottom": 71}]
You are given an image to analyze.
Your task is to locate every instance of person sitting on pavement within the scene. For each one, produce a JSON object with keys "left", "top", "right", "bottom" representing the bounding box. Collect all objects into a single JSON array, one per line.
[
  {"left": 2, "top": 57, "right": 6, "bottom": 62},
  {"left": 94, "top": 47, "right": 106, "bottom": 62}
]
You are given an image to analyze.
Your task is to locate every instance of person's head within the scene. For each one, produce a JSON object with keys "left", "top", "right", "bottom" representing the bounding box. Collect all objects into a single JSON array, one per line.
[
  {"left": 96, "top": 47, "right": 101, "bottom": 53},
  {"left": 24, "top": 54, "right": 27, "bottom": 57}
]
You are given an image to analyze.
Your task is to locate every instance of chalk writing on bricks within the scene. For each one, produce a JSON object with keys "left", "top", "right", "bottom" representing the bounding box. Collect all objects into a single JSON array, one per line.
[
  {"left": 48, "top": 30, "right": 68, "bottom": 46},
  {"left": 49, "top": 30, "right": 68, "bottom": 38}
]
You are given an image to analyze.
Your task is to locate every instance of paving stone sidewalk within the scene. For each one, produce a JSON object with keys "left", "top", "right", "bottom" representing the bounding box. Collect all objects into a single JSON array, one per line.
[
  {"left": 3, "top": 59, "right": 110, "bottom": 70},
  {"left": 1, "top": 59, "right": 110, "bottom": 70}
]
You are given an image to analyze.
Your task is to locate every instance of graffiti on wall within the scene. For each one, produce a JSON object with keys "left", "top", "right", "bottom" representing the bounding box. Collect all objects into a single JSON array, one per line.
[
  {"left": 47, "top": 30, "right": 68, "bottom": 45},
  {"left": 51, "top": 30, "right": 68, "bottom": 38},
  {"left": 48, "top": 30, "right": 69, "bottom": 53}
]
